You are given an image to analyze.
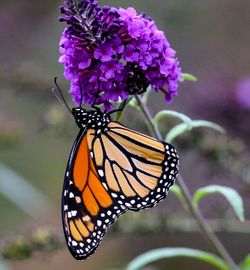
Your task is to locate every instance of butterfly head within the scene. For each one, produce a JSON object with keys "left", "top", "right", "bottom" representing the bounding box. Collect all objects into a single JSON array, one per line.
[{"left": 72, "top": 107, "right": 111, "bottom": 129}]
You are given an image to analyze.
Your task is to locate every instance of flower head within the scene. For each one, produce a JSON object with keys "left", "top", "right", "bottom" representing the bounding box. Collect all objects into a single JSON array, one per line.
[
  {"left": 59, "top": 0, "right": 181, "bottom": 110},
  {"left": 235, "top": 76, "right": 250, "bottom": 110}
]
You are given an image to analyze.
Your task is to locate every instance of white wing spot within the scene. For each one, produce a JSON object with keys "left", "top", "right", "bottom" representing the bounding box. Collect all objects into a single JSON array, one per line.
[
  {"left": 98, "top": 169, "right": 104, "bottom": 177},
  {"left": 72, "top": 241, "right": 78, "bottom": 246},
  {"left": 103, "top": 183, "right": 108, "bottom": 190},
  {"left": 97, "top": 220, "right": 102, "bottom": 226},
  {"left": 125, "top": 203, "right": 132, "bottom": 207}
]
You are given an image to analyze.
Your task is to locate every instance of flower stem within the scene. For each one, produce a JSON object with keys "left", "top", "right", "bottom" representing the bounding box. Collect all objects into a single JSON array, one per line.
[
  {"left": 136, "top": 95, "right": 162, "bottom": 139},
  {"left": 135, "top": 96, "right": 239, "bottom": 270}
]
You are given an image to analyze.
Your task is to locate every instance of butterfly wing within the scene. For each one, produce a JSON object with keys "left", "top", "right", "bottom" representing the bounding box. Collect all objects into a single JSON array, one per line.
[
  {"left": 88, "top": 122, "right": 179, "bottom": 211},
  {"left": 63, "top": 122, "right": 179, "bottom": 260},
  {"left": 62, "top": 130, "right": 127, "bottom": 260}
]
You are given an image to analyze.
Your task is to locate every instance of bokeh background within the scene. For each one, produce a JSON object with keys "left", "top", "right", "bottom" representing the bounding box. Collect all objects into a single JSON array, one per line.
[{"left": 0, "top": 0, "right": 250, "bottom": 269}]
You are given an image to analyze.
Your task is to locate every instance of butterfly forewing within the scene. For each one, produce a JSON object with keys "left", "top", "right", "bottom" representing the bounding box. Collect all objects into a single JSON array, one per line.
[{"left": 62, "top": 130, "right": 127, "bottom": 260}]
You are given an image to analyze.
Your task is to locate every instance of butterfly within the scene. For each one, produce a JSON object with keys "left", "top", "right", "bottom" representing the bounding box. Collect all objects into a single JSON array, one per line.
[{"left": 56, "top": 83, "right": 179, "bottom": 260}]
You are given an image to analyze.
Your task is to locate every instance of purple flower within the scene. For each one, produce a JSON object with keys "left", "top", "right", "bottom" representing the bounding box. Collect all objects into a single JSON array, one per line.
[
  {"left": 124, "top": 44, "right": 139, "bottom": 62},
  {"left": 59, "top": 0, "right": 181, "bottom": 110},
  {"left": 110, "top": 38, "right": 124, "bottom": 54},
  {"left": 100, "top": 61, "right": 124, "bottom": 79},
  {"left": 94, "top": 44, "right": 115, "bottom": 62},
  {"left": 235, "top": 77, "right": 250, "bottom": 110}
]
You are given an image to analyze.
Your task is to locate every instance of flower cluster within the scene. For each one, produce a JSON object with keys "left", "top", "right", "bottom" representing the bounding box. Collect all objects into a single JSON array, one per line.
[{"left": 59, "top": 0, "right": 181, "bottom": 110}]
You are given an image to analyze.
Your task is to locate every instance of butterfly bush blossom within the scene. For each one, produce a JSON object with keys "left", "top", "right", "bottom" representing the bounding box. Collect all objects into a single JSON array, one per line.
[{"left": 59, "top": 0, "right": 181, "bottom": 110}]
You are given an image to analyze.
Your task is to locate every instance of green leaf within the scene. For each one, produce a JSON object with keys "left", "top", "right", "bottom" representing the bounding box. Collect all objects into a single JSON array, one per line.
[
  {"left": 127, "top": 88, "right": 152, "bottom": 109},
  {"left": 193, "top": 185, "right": 245, "bottom": 222},
  {"left": 180, "top": 73, "right": 198, "bottom": 82},
  {"left": 165, "top": 123, "right": 190, "bottom": 143},
  {"left": 141, "top": 86, "right": 152, "bottom": 104},
  {"left": 154, "top": 110, "right": 192, "bottom": 126},
  {"left": 2, "top": 239, "right": 32, "bottom": 260},
  {"left": 114, "top": 97, "right": 133, "bottom": 121},
  {"left": 240, "top": 255, "right": 250, "bottom": 270},
  {"left": 114, "top": 109, "right": 124, "bottom": 122},
  {"left": 126, "top": 248, "right": 230, "bottom": 270},
  {"left": 127, "top": 97, "right": 139, "bottom": 108},
  {"left": 170, "top": 185, "right": 185, "bottom": 204},
  {"left": 165, "top": 120, "right": 225, "bottom": 143},
  {"left": 114, "top": 106, "right": 123, "bottom": 122}
]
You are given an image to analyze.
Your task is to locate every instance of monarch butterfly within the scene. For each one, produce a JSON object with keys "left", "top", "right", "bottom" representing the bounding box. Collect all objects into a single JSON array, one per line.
[{"left": 56, "top": 82, "right": 179, "bottom": 260}]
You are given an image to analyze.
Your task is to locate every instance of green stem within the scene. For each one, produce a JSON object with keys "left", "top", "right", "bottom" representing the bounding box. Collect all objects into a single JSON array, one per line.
[
  {"left": 136, "top": 95, "right": 161, "bottom": 139},
  {"left": 135, "top": 96, "right": 239, "bottom": 270}
]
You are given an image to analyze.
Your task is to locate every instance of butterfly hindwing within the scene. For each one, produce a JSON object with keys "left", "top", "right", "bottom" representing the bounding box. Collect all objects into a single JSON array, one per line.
[
  {"left": 62, "top": 130, "right": 127, "bottom": 260},
  {"left": 88, "top": 122, "right": 179, "bottom": 211}
]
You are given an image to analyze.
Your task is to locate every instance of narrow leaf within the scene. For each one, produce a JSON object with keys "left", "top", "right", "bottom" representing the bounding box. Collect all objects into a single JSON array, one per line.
[
  {"left": 0, "top": 163, "right": 53, "bottom": 218},
  {"left": 190, "top": 120, "right": 225, "bottom": 133},
  {"left": 127, "top": 97, "right": 139, "bottom": 108},
  {"left": 114, "top": 109, "right": 124, "bottom": 122},
  {"left": 126, "top": 248, "right": 230, "bottom": 270},
  {"left": 180, "top": 73, "right": 198, "bottom": 82},
  {"left": 154, "top": 110, "right": 192, "bottom": 126},
  {"left": 141, "top": 86, "right": 152, "bottom": 104},
  {"left": 114, "top": 97, "right": 133, "bottom": 121},
  {"left": 165, "top": 123, "right": 191, "bottom": 143},
  {"left": 165, "top": 120, "right": 225, "bottom": 143},
  {"left": 170, "top": 185, "right": 185, "bottom": 203},
  {"left": 240, "top": 255, "right": 250, "bottom": 270},
  {"left": 127, "top": 87, "right": 151, "bottom": 108},
  {"left": 193, "top": 185, "right": 245, "bottom": 222}
]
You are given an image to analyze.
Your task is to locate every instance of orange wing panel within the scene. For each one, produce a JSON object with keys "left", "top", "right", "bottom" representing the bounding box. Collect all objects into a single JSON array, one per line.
[
  {"left": 82, "top": 186, "right": 99, "bottom": 216},
  {"left": 88, "top": 169, "right": 112, "bottom": 208},
  {"left": 73, "top": 135, "right": 89, "bottom": 191}
]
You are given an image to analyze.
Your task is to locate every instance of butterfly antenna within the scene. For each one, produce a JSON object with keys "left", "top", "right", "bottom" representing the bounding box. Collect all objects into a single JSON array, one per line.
[{"left": 52, "top": 77, "right": 72, "bottom": 113}]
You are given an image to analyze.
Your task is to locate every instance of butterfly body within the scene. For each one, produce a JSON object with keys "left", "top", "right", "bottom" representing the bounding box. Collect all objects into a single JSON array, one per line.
[
  {"left": 72, "top": 107, "right": 111, "bottom": 130},
  {"left": 62, "top": 107, "right": 179, "bottom": 260}
]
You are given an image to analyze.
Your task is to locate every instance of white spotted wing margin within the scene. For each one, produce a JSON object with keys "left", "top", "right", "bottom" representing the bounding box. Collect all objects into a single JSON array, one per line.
[
  {"left": 88, "top": 121, "right": 179, "bottom": 213},
  {"left": 62, "top": 128, "right": 128, "bottom": 260}
]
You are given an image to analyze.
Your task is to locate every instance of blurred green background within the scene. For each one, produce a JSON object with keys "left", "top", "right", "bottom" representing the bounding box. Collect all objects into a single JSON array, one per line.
[{"left": 0, "top": 0, "right": 250, "bottom": 269}]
